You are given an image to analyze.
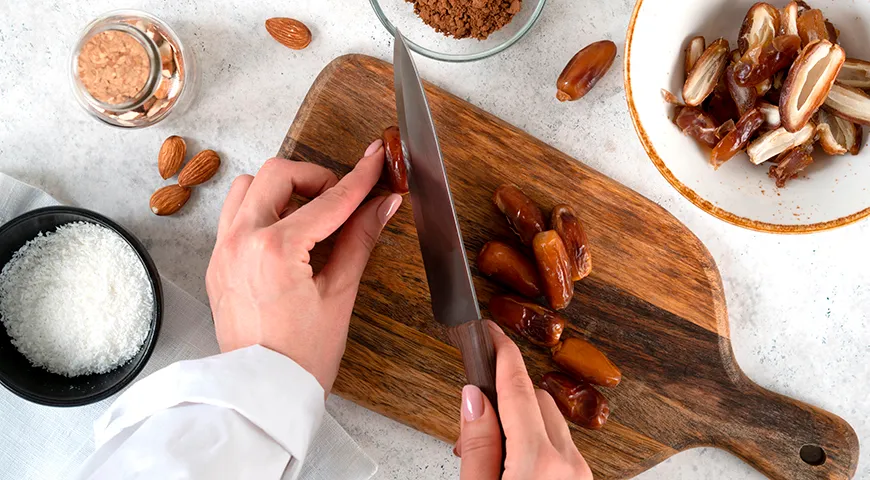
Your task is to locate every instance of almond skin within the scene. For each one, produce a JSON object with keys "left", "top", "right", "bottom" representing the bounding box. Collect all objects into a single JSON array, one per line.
[
  {"left": 265, "top": 18, "right": 312, "bottom": 50},
  {"left": 158, "top": 135, "right": 186, "bottom": 179},
  {"left": 178, "top": 150, "right": 221, "bottom": 187},
  {"left": 150, "top": 184, "right": 191, "bottom": 216}
]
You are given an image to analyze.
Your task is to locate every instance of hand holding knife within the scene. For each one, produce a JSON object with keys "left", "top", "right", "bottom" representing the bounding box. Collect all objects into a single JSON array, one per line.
[{"left": 392, "top": 31, "right": 500, "bottom": 414}]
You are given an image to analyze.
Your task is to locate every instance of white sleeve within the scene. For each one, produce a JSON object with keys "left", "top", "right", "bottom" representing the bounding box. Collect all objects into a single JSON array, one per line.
[{"left": 72, "top": 345, "right": 326, "bottom": 480}]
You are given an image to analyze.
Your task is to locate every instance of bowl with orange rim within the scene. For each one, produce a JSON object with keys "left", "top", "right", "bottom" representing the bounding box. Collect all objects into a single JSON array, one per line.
[{"left": 625, "top": 0, "right": 870, "bottom": 233}]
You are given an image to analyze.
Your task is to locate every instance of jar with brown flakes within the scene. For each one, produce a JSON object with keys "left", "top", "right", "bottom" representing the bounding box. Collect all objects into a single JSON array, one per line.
[{"left": 70, "top": 10, "right": 197, "bottom": 128}]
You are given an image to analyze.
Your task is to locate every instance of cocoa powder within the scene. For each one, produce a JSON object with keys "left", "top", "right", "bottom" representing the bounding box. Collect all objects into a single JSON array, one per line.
[{"left": 408, "top": 0, "right": 522, "bottom": 40}]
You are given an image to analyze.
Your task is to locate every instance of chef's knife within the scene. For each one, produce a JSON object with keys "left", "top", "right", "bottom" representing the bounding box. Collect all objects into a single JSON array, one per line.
[{"left": 393, "top": 31, "right": 498, "bottom": 410}]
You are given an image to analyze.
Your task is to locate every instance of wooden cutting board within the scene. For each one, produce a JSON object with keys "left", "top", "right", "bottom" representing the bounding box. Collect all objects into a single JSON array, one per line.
[{"left": 277, "top": 55, "right": 858, "bottom": 480}]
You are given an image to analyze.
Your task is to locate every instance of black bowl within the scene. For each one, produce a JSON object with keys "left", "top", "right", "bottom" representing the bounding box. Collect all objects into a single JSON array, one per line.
[{"left": 0, "top": 207, "right": 162, "bottom": 406}]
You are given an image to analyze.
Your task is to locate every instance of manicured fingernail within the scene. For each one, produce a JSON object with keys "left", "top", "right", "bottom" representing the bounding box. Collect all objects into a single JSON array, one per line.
[
  {"left": 462, "top": 385, "right": 484, "bottom": 422},
  {"left": 365, "top": 139, "right": 383, "bottom": 157},
  {"left": 378, "top": 194, "right": 403, "bottom": 225},
  {"left": 487, "top": 320, "right": 504, "bottom": 335}
]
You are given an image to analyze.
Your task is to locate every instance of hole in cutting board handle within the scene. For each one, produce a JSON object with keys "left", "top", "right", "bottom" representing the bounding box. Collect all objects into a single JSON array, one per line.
[{"left": 800, "top": 444, "right": 827, "bottom": 466}]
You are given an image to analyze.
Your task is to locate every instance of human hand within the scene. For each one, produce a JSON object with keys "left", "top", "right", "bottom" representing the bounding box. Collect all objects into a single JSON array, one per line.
[
  {"left": 205, "top": 140, "right": 402, "bottom": 393},
  {"left": 455, "top": 321, "right": 593, "bottom": 480}
]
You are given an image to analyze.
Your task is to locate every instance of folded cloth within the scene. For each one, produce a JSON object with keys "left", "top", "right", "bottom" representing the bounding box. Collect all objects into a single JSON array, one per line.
[{"left": 0, "top": 173, "right": 377, "bottom": 480}]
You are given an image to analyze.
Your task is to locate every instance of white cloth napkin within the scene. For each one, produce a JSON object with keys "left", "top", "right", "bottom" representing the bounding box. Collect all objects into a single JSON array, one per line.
[{"left": 0, "top": 173, "right": 377, "bottom": 480}]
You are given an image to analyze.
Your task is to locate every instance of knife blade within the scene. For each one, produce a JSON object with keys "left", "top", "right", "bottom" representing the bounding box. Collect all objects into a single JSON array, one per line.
[{"left": 393, "top": 30, "right": 498, "bottom": 408}]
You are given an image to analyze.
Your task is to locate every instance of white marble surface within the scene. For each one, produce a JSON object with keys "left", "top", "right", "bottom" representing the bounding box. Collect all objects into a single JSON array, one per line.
[{"left": 0, "top": 0, "right": 867, "bottom": 479}]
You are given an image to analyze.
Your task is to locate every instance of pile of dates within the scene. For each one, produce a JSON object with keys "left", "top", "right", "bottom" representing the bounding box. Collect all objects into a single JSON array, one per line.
[
  {"left": 665, "top": 1, "right": 870, "bottom": 187},
  {"left": 480, "top": 184, "right": 621, "bottom": 430}
]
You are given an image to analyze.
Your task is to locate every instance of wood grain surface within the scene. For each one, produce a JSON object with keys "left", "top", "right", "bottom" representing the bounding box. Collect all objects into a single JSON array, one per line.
[{"left": 277, "top": 55, "right": 859, "bottom": 480}]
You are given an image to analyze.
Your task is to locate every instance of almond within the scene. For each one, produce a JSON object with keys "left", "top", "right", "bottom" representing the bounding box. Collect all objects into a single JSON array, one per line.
[
  {"left": 178, "top": 150, "right": 221, "bottom": 187},
  {"left": 265, "top": 18, "right": 312, "bottom": 50},
  {"left": 150, "top": 184, "right": 191, "bottom": 216},
  {"left": 158, "top": 135, "right": 186, "bottom": 179}
]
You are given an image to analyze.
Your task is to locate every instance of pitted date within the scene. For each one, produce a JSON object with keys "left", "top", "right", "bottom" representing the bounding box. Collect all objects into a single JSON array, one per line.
[
  {"left": 382, "top": 126, "right": 409, "bottom": 194},
  {"left": 551, "top": 205, "right": 592, "bottom": 282},
  {"left": 674, "top": 107, "right": 721, "bottom": 148},
  {"left": 711, "top": 107, "right": 765, "bottom": 168},
  {"left": 493, "top": 185, "right": 546, "bottom": 246},
  {"left": 489, "top": 295, "right": 566, "bottom": 347},
  {"left": 734, "top": 35, "right": 801, "bottom": 87},
  {"left": 477, "top": 241, "right": 543, "bottom": 298},
  {"left": 532, "top": 231, "right": 574, "bottom": 311},
  {"left": 540, "top": 372, "right": 610, "bottom": 430},
  {"left": 552, "top": 337, "right": 622, "bottom": 387}
]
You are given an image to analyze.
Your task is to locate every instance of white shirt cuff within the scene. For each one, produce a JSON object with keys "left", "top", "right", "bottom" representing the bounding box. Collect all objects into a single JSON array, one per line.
[{"left": 94, "top": 344, "right": 326, "bottom": 465}]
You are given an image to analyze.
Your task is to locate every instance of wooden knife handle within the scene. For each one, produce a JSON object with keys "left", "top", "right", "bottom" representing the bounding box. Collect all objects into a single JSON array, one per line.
[{"left": 449, "top": 320, "right": 498, "bottom": 413}]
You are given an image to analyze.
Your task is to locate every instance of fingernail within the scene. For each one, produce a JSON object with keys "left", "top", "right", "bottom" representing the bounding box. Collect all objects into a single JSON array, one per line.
[
  {"left": 377, "top": 194, "right": 403, "bottom": 225},
  {"left": 461, "top": 385, "right": 484, "bottom": 422},
  {"left": 486, "top": 320, "right": 504, "bottom": 335},
  {"left": 365, "top": 139, "right": 383, "bottom": 157},
  {"left": 452, "top": 441, "right": 460, "bottom": 457}
]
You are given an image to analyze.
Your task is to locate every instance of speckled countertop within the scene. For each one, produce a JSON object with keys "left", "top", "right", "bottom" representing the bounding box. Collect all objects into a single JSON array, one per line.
[{"left": 0, "top": 1, "right": 867, "bottom": 479}]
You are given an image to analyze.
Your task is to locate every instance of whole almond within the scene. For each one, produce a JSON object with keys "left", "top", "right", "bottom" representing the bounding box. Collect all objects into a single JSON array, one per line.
[
  {"left": 265, "top": 18, "right": 312, "bottom": 50},
  {"left": 158, "top": 135, "right": 186, "bottom": 179},
  {"left": 178, "top": 150, "right": 221, "bottom": 187},
  {"left": 150, "top": 184, "right": 191, "bottom": 216}
]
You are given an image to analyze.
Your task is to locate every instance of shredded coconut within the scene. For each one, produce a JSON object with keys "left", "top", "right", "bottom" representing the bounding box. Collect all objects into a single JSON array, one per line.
[{"left": 0, "top": 222, "right": 154, "bottom": 377}]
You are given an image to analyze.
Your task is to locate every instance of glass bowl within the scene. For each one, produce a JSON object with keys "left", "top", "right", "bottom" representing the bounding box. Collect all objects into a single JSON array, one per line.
[{"left": 370, "top": 0, "right": 546, "bottom": 62}]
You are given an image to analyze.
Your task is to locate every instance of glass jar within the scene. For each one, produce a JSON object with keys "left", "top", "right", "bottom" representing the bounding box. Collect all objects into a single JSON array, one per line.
[{"left": 70, "top": 10, "right": 197, "bottom": 128}]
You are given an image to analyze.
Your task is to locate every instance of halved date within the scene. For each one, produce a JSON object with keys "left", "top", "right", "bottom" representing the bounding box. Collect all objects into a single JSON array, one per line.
[
  {"left": 747, "top": 122, "right": 815, "bottom": 164},
  {"left": 711, "top": 107, "right": 765, "bottom": 168},
  {"left": 779, "top": 1, "right": 799, "bottom": 37},
  {"left": 477, "top": 241, "right": 543, "bottom": 298},
  {"left": 780, "top": 40, "right": 845, "bottom": 132},
  {"left": 674, "top": 107, "right": 721, "bottom": 148},
  {"left": 552, "top": 336, "right": 622, "bottom": 387},
  {"left": 824, "top": 83, "right": 870, "bottom": 126},
  {"left": 797, "top": 9, "right": 832, "bottom": 47},
  {"left": 551, "top": 205, "right": 592, "bottom": 282},
  {"left": 493, "top": 185, "right": 546, "bottom": 246},
  {"left": 489, "top": 295, "right": 566, "bottom": 347},
  {"left": 533, "top": 231, "right": 574, "bottom": 311},
  {"left": 683, "top": 38, "right": 730, "bottom": 107},
  {"left": 734, "top": 35, "right": 801, "bottom": 87},
  {"left": 556, "top": 40, "right": 617, "bottom": 102},
  {"left": 769, "top": 143, "right": 814, "bottom": 188},
  {"left": 758, "top": 101, "right": 782, "bottom": 130},
  {"left": 837, "top": 58, "right": 870, "bottom": 89},
  {"left": 706, "top": 75, "right": 740, "bottom": 125},
  {"left": 382, "top": 126, "right": 409, "bottom": 194},
  {"left": 540, "top": 372, "right": 610, "bottom": 430},
  {"left": 738, "top": 2, "right": 780, "bottom": 55},
  {"left": 725, "top": 63, "right": 757, "bottom": 116},
  {"left": 817, "top": 108, "right": 863, "bottom": 155},
  {"left": 685, "top": 36, "right": 706, "bottom": 78}
]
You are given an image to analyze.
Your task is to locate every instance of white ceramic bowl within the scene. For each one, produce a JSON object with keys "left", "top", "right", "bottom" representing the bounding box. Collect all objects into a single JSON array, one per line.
[{"left": 625, "top": 0, "right": 870, "bottom": 233}]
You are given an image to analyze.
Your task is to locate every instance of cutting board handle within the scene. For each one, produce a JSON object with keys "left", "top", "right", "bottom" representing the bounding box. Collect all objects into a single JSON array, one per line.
[{"left": 711, "top": 375, "right": 859, "bottom": 480}]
